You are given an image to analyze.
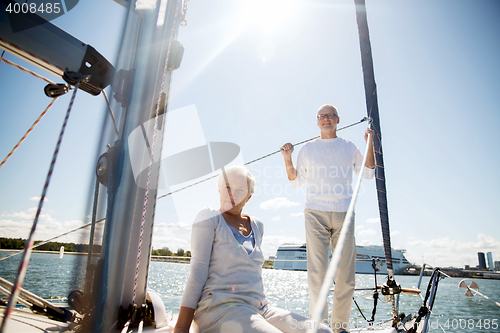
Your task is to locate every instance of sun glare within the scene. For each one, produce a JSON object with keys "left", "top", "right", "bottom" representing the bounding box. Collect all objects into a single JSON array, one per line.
[{"left": 241, "top": 0, "right": 298, "bottom": 35}]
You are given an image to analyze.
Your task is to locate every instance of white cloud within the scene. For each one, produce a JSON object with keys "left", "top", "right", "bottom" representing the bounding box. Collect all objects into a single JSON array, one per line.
[
  {"left": 151, "top": 222, "right": 192, "bottom": 252},
  {"left": 2, "top": 209, "right": 57, "bottom": 224},
  {"left": 366, "top": 217, "right": 379, "bottom": 224},
  {"left": 271, "top": 216, "right": 281, "bottom": 221},
  {"left": 30, "top": 196, "right": 48, "bottom": 202},
  {"left": 391, "top": 230, "right": 400, "bottom": 236},
  {"left": 356, "top": 225, "right": 377, "bottom": 237},
  {"left": 259, "top": 197, "right": 300, "bottom": 211},
  {"left": 408, "top": 234, "right": 500, "bottom": 252},
  {"left": 405, "top": 234, "right": 500, "bottom": 268},
  {"left": 0, "top": 209, "right": 87, "bottom": 244},
  {"left": 359, "top": 239, "right": 371, "bottom": 246},
  {"left": 261, "top": 235, "right": 305, "bottom": 259},
  {"left": 291, "top": 212, "right": 304, "bottom": 218},
  {"left": 357, "top": 228, "right": 376, "bottom": 237},
  {"left": 154, "top": 221, "right": 191, "bottom": 236}
]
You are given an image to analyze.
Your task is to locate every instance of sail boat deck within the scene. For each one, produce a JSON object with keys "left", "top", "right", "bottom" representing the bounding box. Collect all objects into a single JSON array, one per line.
[
  {"left": 0, "top": 306, "right": 198, "bottom": 333},
  {"left": 0, "top": 306, "right": 74, "bottom": 333}
]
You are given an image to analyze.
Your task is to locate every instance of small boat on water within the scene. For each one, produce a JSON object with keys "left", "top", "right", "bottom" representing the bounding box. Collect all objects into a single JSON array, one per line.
[{"left": 273, "top": 244, "right": 411, "bottom": 275}]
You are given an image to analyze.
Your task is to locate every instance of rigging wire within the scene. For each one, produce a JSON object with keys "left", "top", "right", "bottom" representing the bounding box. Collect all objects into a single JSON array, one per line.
[
  {"left": 0, "top": 218, "right": 105, "bottom": 263},
  {"left": 432, "top": 267, "right": 500, "bottom": 308},
  {"left": 0, "top": 77, "right": 87, "bottom": 333},
  {"left": 408, "top": 268, "right": 443, "bottom": 333},
  {"left": 0, "top": 97, "right": 59, "bottom": 171},
  {"left": 156, "top": 117, "right": 369, "bottom": 200}
]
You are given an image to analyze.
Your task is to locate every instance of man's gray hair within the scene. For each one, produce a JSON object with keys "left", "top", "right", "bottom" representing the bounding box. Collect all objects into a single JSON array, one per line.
[{"left": 316, "top": 104, "right": 339, "bottom": 116}]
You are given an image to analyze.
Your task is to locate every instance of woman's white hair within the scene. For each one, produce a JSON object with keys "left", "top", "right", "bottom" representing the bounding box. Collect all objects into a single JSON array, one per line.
[{"left": 218, "top": 165, "right": 255, "bottom": 195}]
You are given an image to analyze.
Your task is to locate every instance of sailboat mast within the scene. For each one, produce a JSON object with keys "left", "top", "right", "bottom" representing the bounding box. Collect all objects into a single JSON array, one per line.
[
  {"left": 88, "top": 0, "right": 184, "bottom": 331},
  {"left": 354, "top": 0, "right": 394, "bottom": 279}
]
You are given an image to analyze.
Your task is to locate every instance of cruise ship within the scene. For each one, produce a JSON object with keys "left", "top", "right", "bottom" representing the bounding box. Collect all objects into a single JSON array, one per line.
[{"left": 272, "top": 244, "right": 411, "bottom": 275}]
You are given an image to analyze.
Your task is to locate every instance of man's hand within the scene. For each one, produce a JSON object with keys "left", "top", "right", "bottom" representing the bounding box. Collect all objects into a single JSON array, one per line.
[
  {"left": 364, "top": 128, "right": 375, "bottom": 169},
  {"left": 280, "top": 142, "right": 294, "bottom": 157},
  {"left": 280, "top": 142, "right": 297, "bottom": 180},
  {"left": 364, "top": 128, "right": 374, "bottom": 143}
]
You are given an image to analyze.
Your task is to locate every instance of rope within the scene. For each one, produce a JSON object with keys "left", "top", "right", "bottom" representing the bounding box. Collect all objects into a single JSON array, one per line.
[
  {"left": 0, "top": 56, "right": 57, "bottom": 85},
  {"left": 180, "top": 0, "right": 190, "bottom": 26},
  {"left": 0, "top": 218, "right": 105, "bottom": 263},
  {"left": 0, "top": 81, "right": 82, "bottom": 333},
  {"left": 102, "top": 90, "right": 119, "bottom": 136},
  {"left": 308, "top": 128, "right": 373, "bottom": 333},
  {"left": 0, "top": 97, "right": 59, "bottom": 171},
  {"left": 156, "top": 117, "right": 369, "bottom": 200},
  {"left": 144, "top": 61, "right": 175, "bottom": 304}
]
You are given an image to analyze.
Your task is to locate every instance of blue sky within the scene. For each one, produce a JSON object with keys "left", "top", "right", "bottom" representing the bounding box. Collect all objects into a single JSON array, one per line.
[{"left": 1, "top": 0, "right": 499, "bottom": 269}]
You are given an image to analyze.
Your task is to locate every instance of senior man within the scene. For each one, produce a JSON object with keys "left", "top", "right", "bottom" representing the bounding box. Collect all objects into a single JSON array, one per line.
[{"left": 280, "top": 104, "right": 375, "bottom": 332}]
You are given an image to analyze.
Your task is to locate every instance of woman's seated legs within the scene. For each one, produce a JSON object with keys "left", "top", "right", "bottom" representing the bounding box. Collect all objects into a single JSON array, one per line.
[
  {"left": 197, "top": 303, "right": 282, "bottom": 333},
  {"left": 262, "top": 306, "right": 332, "bottom": 333},
  {"left": 196, "top": 303, "right": 332, "bottom": 333}
]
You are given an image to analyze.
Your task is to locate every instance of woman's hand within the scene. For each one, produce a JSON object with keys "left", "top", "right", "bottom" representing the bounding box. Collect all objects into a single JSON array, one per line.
[
  {"left": 174, "top": 329, "right": 190, "bottom": 333},
  {"left": 174, "top": 306, "right": 196, "bottom": 333}
]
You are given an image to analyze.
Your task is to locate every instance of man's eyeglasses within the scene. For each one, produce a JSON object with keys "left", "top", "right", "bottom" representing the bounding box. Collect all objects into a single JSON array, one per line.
[{"left": 317, "top": 114, "right": 338, "bottom": 120}]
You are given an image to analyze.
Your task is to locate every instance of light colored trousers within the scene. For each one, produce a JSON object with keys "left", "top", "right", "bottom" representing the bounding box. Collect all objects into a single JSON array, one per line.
[
  {"left": 304, "top": 208, "right": 356, "bottom": 333},
  {"left": 194, "top": 301, "right": 332, "bottom": 333}
]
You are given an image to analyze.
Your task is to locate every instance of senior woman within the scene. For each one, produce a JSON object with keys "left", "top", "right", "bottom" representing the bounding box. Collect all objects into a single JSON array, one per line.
[{"left": 174, "top": 165, "right": 332, "bottom": 333}]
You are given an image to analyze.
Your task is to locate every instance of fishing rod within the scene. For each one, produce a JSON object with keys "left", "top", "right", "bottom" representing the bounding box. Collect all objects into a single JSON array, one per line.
[{"left": 157, "top": 116, "right": 370, "bottom": 200}]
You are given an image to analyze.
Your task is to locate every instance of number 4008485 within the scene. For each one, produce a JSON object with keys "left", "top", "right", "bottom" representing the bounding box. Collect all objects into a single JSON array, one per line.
[
  {"left": 5, "top": 2, "right": 62, "bottom": 14},
  {"left": 433, "top": 319, "right": 499, "bottom": 330}
]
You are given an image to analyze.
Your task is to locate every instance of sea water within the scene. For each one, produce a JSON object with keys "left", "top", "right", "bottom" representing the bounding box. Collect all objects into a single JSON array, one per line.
[{"left": 1, "top": 251, "right": 499, "bottom": 332}]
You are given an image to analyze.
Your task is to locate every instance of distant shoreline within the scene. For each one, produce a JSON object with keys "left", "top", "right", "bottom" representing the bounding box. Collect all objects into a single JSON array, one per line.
[
  {"left": 151, "top": 256, "right": 191, "bottom": 264},
  {"left": 2, "top": 250, "right": 497, "bottom": 279},
  {"left": 0, "top": 249, "right": 86, "bottom": 255}
]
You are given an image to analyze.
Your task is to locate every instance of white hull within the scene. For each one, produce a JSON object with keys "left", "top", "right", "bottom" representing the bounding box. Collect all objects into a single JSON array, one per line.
[{"left": 273, "top": 244, "right": 411, "bottom": 275}]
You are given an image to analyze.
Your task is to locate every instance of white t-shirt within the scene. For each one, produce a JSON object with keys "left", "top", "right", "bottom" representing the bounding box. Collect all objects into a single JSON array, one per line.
[{"left": 291, "top": 137, "right": 374, "bottom": 212}]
